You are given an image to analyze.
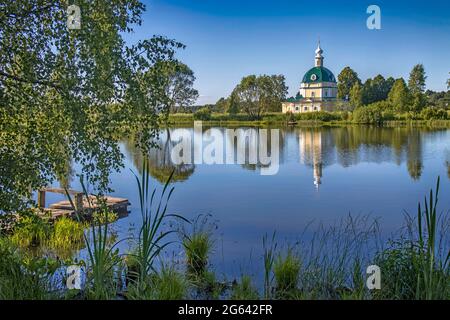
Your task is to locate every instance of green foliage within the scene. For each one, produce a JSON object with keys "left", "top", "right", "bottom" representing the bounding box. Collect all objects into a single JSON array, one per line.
[
  {"left": 231, "top": 275, "right": 259, "bottom": 300},
  {"left": 408, "top": 64, "right": 427, "bottom": 95},
  {"left": 337, "top": 66, "right": 361, "bottom": 99},
  {"left": 232, "top": 74, "right": 288, "bottom": 119},
  {"left": 0, "top": 238, "right": 58, "bottom": 299},
  {"left": 0, "top": 0, "right": 187, "bottom": 213},
  {"left": 84, "top": 218, "right": 122, "bottom": 299},
  {"left": 425, "top": 90, "right": 450, "bottom": 109},
  {"left": 11, "top": 214, "right": 51, "bottom": 247},
  {"left": 152, "top": 60, "right": 199, "bottom": 113},
  {"left": 295, "top": 111, "right": 340, "bottom": 122},
  {"left": 420, "top": 107, "right": 448, "bottom": 120},
  {"left": 349, "top": 82, "right": 363, "bottom": 108},
  {"left": 415, "top": 177, "right": 449, "bottom": 299},
  {"left": 193, "top": 107, "right": 212, "bottom": 120},
  {"left": 375, "top": 178, "right": 449, "bottom": 300},
  {"left": 388, "top": 78, "right": 411, "bottom": 112},
  {"left": 215, "top": 97, "right": 229, "bottom": 113},
  {"left": 362, "top": 75, "right": 394, "bottom": 105},
  {"left": 129, "top": 159, "right": 187, "bottom": 295},
  {"left": 352, "top": 104, "right": 383, "bottom": 124},
  {"left": 273, "top": 249, "right": 301, "bottom": 297},
  {"left": 66, "top": 180, "right": 122, "bottom": 299},
  {"left": 227, "top": 92, "right": 240, "bottom": 114},
  {"left": 182, "top": 216, "right": 214, "bottom": 276},
  {"left": 374, "top": 244, "right": 422, "bottom": 299},
  {"left": 48, "top": 217, "right": 85, "bottom": 252},
  {"left": 262, "top": 232, "right": 277, "bottom": 299},
  {"left": 92, "top": 210, "right": 119, "bottom": 224},
  {"left": 127, "top": 265, "right": 188, "bottom": 300},
  {"left": 183, "top": 232, "right": 212, "bottom": 275},
  {"left": 410, "top": 92, "right": 427, "bottom": 113},
  {"left": 152, "top": 266, "right": 188, "bottom": 300}
]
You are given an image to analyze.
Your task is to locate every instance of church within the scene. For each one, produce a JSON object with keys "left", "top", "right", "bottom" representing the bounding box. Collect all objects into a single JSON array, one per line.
[{"left": 282, "top": 43, "right": 338, "bottom": 113}]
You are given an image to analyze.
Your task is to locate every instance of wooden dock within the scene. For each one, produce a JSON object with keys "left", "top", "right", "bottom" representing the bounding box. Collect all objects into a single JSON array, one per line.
[{"left": 37, "top": 188, "right": 130, "bottom": 220}]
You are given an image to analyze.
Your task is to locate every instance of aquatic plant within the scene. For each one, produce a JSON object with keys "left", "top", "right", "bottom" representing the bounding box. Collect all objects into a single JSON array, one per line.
[
  {"left": 415, "top": 176, "right": 449, "bottom": 299},
  {"left": 295, "top": 214, "right": 380, "bottom": 299},
  {"left": 48, "top": 217, "right": 86, "bottom": 253},
  {"left": 231, "top": 275, "right": 259, "bottom": 300},
  {"left": 128, "top": 158, "right": 187, "bottom": 295},
  {"left": 262, "top": 232, "right": 277, "bottom": 299},
  {"left": 10, "top": 214, "right": 51, "bottom": 247},
  {"left": 273, "top": 248, "right": 301, "bottom": 298},
  {"left": 374, "top": 242, "right": 421, "bottom": 299},
  {"left": 92, "top": 209, "right": 119, "bottom": 225},
  {"left": 374, "top": 177, "right": 449, "bottom": 300},
  {"left": 0, "top": 238, "right": 58, "bottom": 299},
  {"left": 182, "top": 229, "right": 213, "bottom": 276},
  {"left": 65, "top": 182, "right": 123, "bottom": 299}
]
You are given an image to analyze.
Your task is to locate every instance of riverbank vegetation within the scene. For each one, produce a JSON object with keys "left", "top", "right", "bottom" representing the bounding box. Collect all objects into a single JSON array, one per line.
[
  {"left": 173, "top": 64, "right": 449, "bottom": 125},
  {"left": 0, "top": 165, "right": 448, "bottom": 300},
  {"left": 167, "top": 110, "right": 450, "bottom": 127}
]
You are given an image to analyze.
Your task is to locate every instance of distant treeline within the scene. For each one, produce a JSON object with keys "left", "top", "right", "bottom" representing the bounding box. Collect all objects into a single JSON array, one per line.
[{"left": 177, "top": 65, "right": 449, "bottom": 121}]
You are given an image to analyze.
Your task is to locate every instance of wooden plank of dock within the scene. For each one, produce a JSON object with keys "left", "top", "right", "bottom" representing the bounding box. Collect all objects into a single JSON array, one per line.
[{"left": 38, "top": 188, "right": 130, "bottom": 220}]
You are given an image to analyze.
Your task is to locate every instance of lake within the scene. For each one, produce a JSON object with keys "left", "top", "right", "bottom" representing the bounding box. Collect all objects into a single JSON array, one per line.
[{"left": 47, "top": 125, "right": 450, "bottom": 279}]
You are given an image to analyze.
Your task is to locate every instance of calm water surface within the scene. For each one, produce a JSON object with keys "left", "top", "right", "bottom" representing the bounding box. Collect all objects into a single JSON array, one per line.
[{"left": 49, "top": 126, "right": 450, "bottom": 278}]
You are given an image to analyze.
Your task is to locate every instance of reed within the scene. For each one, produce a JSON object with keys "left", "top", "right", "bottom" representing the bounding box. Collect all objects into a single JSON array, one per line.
[
  {"left": 415, "top": 177, "right": 449, "bottom": 299},
  {"left": 65, "top": 179, "right": 122, "bottom": 299},
  {"left": 128, "top": 158, "right": 187, "bottom": 295},
  {"left": 273, "top": 248, "right": 301, "bottom": 298},
  {"left": 262, "top": 232, "right": 277, "bottom": 299}
]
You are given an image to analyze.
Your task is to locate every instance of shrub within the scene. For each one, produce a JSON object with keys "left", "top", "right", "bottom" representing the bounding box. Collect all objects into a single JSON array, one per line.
[
  {"left": 193, "top": 107, "right": 212, "bottom": 121},
  {"left": 420, "top": 107, "right": 448, "bottom": 120},
  {"left": 382, "top": 110, "right": 396, "bottom": 121},
  {"left": 352, "top": 105, "right": 383, "bottom": 124},
  {"left": 296, "top": 111, "right": 339, "bottom": 122},
  {"left": 11, "top": 214, "right": 51, "bottom": 247}
]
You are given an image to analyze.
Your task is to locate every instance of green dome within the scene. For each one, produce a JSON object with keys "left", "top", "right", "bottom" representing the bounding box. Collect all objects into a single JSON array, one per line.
[{"left": 302, "top": 66, "right": 336, "bottom": 83}]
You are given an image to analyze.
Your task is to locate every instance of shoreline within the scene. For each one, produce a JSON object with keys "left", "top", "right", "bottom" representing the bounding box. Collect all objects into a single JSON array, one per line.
[{"left": 166, "top": 114, "right": 450, "bottom": 128}]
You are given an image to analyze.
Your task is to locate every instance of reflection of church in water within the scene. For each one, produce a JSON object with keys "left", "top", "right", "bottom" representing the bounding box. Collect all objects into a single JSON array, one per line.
[{"left": 298, "top": 130, "right": 331, "bottom": 190}]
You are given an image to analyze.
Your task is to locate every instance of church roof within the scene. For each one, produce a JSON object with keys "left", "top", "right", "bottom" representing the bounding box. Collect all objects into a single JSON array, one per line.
[
  {"left": 283, "top": 92, "right": 303, "bottom": 102},
  {"left": 302, "top": 66, "right": 336, "bottom": 84}
]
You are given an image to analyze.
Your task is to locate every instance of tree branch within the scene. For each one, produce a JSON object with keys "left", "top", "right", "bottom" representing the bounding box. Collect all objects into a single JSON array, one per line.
[{"left": 0, "top": 70, "right": 61, "bottom": 90}]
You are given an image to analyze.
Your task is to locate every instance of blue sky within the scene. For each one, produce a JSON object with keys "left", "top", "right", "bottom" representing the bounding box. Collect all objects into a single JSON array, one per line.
[{"left": 126, "top": 0, "right": 450, "bottom": 104}]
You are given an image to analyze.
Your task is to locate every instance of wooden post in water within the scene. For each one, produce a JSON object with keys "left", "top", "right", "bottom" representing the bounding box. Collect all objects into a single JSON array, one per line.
[
  {"left": 37, "top": 190, "right": 46, "bottom": 208},
  {"left": 74, "top": 193, "right": 83, "bottom": 212}
]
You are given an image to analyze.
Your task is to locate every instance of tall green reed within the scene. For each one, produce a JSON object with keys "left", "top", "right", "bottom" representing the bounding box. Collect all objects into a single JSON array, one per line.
[
  {"left": 415, "top": 176, "right": 449, "bottom": 299},
  {"left": 262, "top": 232, "right": 277, "bottom": 299},
  {"left": 65, "top": 178, "right": 122, "bottom": 299},
  {"left": 128, "top": 158, "right": 187, "bottom": 294}
]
